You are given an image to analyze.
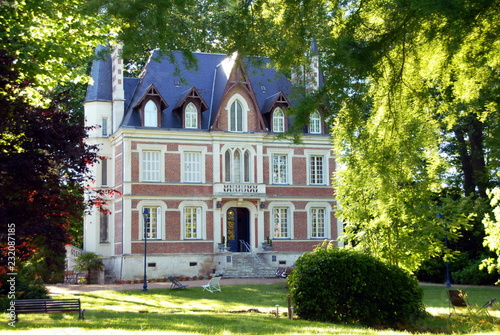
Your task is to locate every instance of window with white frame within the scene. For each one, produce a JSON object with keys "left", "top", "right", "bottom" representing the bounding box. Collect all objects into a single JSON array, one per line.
[
  {"left": 273, "top": 207, "right": 289, "bottom": 238},
  {"left": 144, "top": 100, "right": 158, "bottom": 127},
  {"left": 143, "top": 206, "right": 161, "bottom": 239},
  {"left": 101, "top": 118, "right": 108, "bottom": 136},
  {"left": 184, "top": 151, "right": 202, "bottom": 183},
  {"left": 309, "top": 110, "right": 321, "bottom": 134},
  {"left": 310, "top": 155, "right": 325, "bottom": 185},
  {"left": 101, "top": 157, "right": 108, "bottom": 187},
  {"left": 273, "top": 107, "right": 285, "bottom": 133},
  {"left": 142, "top": 150, "right": 161, "bottom": 182},
  {"left": 224, "top": 147, "right": 252, "bottom": 183},
  {"left": 184, "top": 206, "right": 202, "bottom": 239},
  {"left": 185, "top": 102, "right": 198, "bottom": 129},
  {"left": 99, "top": 211, "right": 109, "bottom": 243},
  {"left": 229, "top": 100, "right": 243, "bottom": 132},
  {"left": 272, "top": 154, "right": 289, "bottom": 184},
  {"left": 310, "top": 207, "right": 326, "bottom": 238}
]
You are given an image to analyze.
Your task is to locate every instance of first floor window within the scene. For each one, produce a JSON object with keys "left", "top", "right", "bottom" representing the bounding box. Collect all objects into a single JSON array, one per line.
[
  {"left": 272, "top": 154, "right": 288, "bottom": 184},
  {"left": 101, "top": 118, "right": 108, "bottom": 136},
  {"left": 143, "top": 207, "right": 161, "bottom": 239},
  {"left": 184, "top": 207, "right": 201, "bottom": 239},
  {"left": 310, "top": 155, "right": 324, "bottom": 185},
  {"left": 184, "top": 151, "right": 201, "bottom": 182},
  {"left": 273, "top": 207, "right": 289, "bottom": 238},
  {"left": 142, "top": 150, "right": 161, "bottom": 181},
  {"left": 311, "top": 208, "right": 326, "bottom": 238}
]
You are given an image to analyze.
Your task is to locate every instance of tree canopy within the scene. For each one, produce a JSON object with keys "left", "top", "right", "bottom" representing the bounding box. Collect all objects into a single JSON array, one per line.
[{"left": 2, "top": 0, "right": 500, "bottom": 281}]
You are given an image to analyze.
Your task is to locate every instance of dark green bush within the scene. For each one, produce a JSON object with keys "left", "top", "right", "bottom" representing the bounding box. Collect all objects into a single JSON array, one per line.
[
  {"left": 0, "top": 274, "right": 49, "bottom": 312},
  {"left": 287, "top": 245, "right": 426, "bottom": 327}
]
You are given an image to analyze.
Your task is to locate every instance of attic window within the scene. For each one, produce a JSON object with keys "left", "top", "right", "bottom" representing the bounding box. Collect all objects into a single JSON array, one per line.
[
  {"left": 144, "top": 100, "right": 158, "bottom": 127},
  {"left": 260, "top": 85, "right": 266, "bottom": 93},
  {"left": 174, "top": 80, "right": 181, "bottom": 87}
]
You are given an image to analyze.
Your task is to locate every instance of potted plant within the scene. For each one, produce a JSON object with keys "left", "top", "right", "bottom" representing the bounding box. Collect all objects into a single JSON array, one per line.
[
  {"left": 262, "top": 236, "right": 273, "bottom": 251},
  {"left": 74, "top": 251, "right": 104, "bottom": 284},
  {"left": 218, "top": 236, "right": 227, "bottom": 252}
]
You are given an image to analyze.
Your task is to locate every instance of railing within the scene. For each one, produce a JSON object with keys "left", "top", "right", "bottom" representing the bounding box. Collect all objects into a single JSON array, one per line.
[
  {"left": 239, "top": 240, "right": 261, "bottom": 262},
  {"left": 213, "top": 183, "right": 266, "bottom": 196}
]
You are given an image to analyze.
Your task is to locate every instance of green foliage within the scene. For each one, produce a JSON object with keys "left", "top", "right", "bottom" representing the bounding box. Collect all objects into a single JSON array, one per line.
[
  {"left": 482, "top": 186, "right": 500, "bottom": 281},
  {"left": 74, "top": 252, "right": 104, "bottom": 284},
  {"left": 287, "top": 243, "right": 426, "bottom": 327}
]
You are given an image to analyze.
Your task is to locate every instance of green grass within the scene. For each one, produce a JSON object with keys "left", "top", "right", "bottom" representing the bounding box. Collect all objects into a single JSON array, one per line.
[{"left": 1, "top": 284, "right": 499, "bottom": 334}]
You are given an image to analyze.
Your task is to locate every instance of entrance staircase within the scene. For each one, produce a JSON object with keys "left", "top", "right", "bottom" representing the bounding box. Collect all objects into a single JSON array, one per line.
[{"left": 223, "top": 253, "right": 277, "bottom": 278}]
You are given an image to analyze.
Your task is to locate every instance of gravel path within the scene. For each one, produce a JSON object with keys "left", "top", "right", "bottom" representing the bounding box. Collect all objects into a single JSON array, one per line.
[{"left": 46, "top": 277, "right": 287, "bottom": 295}]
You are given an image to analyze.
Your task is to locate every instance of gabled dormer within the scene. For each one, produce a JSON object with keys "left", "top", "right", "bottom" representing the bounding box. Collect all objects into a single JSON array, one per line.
[
  {"left": 133, "top": 84, "right": 168, "bottom": 128},
  {"left": 173, "top": 87, "right": 209, "bottom": 129},
  {"left": 261, "top": 92, "right": 291, "bottom": 133},
  {"left": 211, "top": 56, "right": 267, "bottom": 133}
]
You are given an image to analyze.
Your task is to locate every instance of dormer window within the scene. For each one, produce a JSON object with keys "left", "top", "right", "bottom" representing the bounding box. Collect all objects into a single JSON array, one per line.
[
  {"left": 309, "top": 110, "right": 321, "bottom": 134},
  {"left": 230, "top": 100, "right": 243, "bottom": 132},
  {"left": 272, "top": 107, "right": 285, "bottom": 133},
  {"left": 185, "top": 102, "right": 198, "bottom": 129},
  {"left": 144, "top": 100, "right": 159, "bottom": 127}
]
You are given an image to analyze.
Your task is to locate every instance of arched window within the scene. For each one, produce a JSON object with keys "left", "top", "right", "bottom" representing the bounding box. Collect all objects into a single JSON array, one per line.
[
  {"left": 224, "top": 148, "right": 252, "bottom": 183},
  {"left": 144, "top": 100, "right": 158, "bottom": 127},
  {"left": 273, "top": 107, "right": 285, "bottom": 133},
  {"left": 185, "top": 102, "right": 198, "bottom": 129},
  {"left": 309, "top": 110, "right": 321, "bottom": 134},
  {"left": 229, "top": 100, "right": 243, "bottom": 132}
]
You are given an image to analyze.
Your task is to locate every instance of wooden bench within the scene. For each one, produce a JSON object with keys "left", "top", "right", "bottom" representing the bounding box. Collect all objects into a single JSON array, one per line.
[{"left": 13, "top": 299, "right": 84, "bottom": 321}]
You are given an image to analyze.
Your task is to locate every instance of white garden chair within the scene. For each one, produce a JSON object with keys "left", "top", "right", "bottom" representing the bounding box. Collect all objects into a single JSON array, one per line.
[{"left": 202, "top": 276, "right": 222, "bottom": 293}]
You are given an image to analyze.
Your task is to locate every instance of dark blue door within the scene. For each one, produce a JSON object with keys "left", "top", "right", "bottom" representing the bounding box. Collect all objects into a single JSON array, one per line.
[{"left": 227, "top": 207, "right": 250, "bottom": 252}]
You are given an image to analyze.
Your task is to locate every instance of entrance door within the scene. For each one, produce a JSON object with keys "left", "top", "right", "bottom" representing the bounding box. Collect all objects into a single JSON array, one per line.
[{"left": 226, "top": 207, "right": 250, "bottom": 252}]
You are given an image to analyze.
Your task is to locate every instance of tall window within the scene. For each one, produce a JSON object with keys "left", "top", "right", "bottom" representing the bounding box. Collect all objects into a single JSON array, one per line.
[
  {"left": 144, "top": 100, "right": 158, "bottom": 127},
  {"left": 229, "top": 100, "right": 243, "bottom": 132},
  {"left": 224, "top": 148, "right": 251, "bottom": 183},
  {"left": 99, "top": 211, "right": 108, "bottom": 243},
  {"left": 311, "top": 208, "right": 326, "bottom": 238},
  {"left": 185, "top": 103, "right": 198, "bottom": 129},
  {"left": 273, "top": 207, "right": 289, "bottom": 238},
  {"left": 143, "top": 207, "right": 161, "bottom": 239},
  {"left": 272, "top": 154, "right": 288, "bottom": 184},
  {"left": 184, "top": 207, "right": 201, "bottom": 239},
  {"left": 273, "top": 107, "right": 285, "bottom": 133},
  {"left": 101, "top": 158, "right": 108, "bottom": 187},
  {"left": 310, "top": 155, "right": 324, "bottom": 185},
  {"left": 101, "top": 118, "right": 108, "bottom": 136},
  {"left": 309, "top": 110, "right": 321, "bottom": 134},
  {"left": 142, "top": 150, "right": 161, "bottom": 182},
  {"left": 184, "top": 151, "right": 201, "bottom": 183}
]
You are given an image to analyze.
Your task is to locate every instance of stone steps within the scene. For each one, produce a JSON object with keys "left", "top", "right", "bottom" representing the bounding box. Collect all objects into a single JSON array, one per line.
[{"left": 223, "top": 253, "right": 277, "bottom": 278}]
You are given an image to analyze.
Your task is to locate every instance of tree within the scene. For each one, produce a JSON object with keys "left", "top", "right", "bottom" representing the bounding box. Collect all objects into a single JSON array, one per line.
[
  {"left": 201, "top": 0, "right": 500, "bottom": 272},
  {"left": 0, "top": 0, "right": 109, "bottom": 282}
]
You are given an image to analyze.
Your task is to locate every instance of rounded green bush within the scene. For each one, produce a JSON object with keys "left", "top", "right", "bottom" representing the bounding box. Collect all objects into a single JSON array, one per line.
[{"left": 287, "top": 245, "right": 426, "bottom": 327}]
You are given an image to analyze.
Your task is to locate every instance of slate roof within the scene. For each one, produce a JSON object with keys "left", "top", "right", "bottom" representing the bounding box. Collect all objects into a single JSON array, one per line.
[
  {"left": 85, "top": 45, "right": 113, "bottom": 102},
  {"left": 86, "top": 49, "right": 295, "bottom": 131}
]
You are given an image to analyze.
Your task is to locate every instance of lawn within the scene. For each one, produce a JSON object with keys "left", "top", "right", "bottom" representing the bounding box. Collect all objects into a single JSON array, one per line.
[{"left": 1, "top": 283, "right": 499, "bottom": 334}]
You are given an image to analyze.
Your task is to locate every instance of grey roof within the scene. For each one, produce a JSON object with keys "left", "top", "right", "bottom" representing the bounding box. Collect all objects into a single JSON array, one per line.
[
  {"left": 87, "top": 49, "right": 299, "bottom": 131},
  {"left": 85, "top": 46, "right": 113, "bottom": 102},
  {"left": 124, "top": 51, "right": 294, "bottom": 130}
]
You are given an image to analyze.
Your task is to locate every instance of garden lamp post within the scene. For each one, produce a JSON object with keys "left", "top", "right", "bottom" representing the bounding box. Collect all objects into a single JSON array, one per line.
[{"left": 143, "top": 208, "right": 148, "bottom": 292}]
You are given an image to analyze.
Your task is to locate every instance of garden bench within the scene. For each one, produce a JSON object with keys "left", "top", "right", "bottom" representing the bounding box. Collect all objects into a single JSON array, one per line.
[{"left": 13, "top": 298, "right": 84, "bottom": 321}]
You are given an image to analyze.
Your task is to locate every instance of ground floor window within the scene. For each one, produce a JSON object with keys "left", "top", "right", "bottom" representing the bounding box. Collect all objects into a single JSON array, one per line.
[
  {"left": 273, "top": 207, "right": 289, "bottom": 238},
  {"left": 184, "top": 206, "right": 202, "bottom": 239}
]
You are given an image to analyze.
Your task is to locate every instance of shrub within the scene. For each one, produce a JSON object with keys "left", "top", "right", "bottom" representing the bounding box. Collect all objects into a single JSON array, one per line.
[{"left": 287, "top": 244, "right": 426, "bottom": 327}]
